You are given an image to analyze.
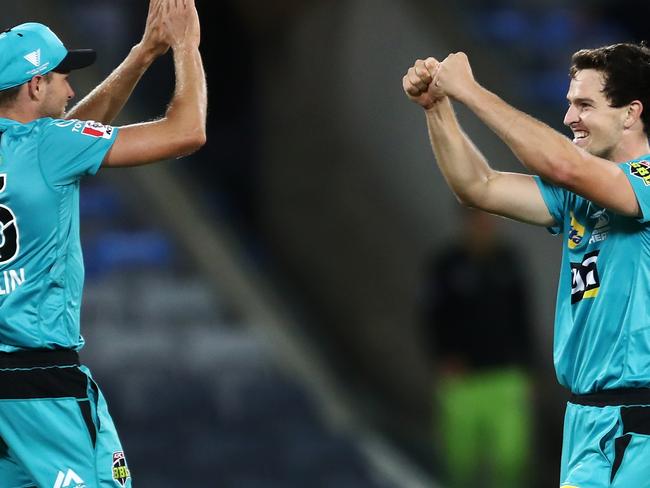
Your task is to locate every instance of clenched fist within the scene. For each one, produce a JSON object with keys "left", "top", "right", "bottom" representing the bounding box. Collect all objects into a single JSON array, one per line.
[
  {"left": 403, "top": 57, "right": 446, "bottom": 110},
  {"left": 432, "top": 52, "right": 477, "bottom": 102}
]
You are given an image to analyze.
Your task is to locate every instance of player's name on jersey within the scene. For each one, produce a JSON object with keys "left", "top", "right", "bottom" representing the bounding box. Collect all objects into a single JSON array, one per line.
[{"left": 0, "top": 268, "right": 25, "bottom": 295}]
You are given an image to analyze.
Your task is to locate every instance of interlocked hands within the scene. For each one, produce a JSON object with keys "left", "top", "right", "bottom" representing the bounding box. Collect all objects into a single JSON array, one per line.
[{"left": 403, "top": 52, "right": 477, "bottom": 108}]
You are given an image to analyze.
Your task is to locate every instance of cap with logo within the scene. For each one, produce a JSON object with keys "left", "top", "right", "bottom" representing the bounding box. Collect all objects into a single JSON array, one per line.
[{"left": 0, "top": 22, "right": 96, "bottom": 91}]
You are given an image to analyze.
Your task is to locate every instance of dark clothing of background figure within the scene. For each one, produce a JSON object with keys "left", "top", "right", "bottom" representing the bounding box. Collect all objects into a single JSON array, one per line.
[{"left": 423, "top": 242, "right": 533, "bottom": 371}]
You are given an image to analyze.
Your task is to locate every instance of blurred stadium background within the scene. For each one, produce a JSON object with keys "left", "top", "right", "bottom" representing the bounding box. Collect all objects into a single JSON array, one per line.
[{"left": 5, "top": 1, "right": 649, "bottom": 487}]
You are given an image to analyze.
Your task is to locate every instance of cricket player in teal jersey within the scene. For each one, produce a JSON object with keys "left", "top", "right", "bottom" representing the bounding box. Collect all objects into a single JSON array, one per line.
[
  {"left": 0, "top": 1, "right": 206, "bottom": 486},
  {"left": 404, "top": 44, "right": 650, "bottom": 487}
]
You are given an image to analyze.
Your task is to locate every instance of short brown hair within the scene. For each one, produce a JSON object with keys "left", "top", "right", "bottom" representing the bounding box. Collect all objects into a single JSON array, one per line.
[{"left": 570, "top": 43, "right": 650, "bottom": 137}]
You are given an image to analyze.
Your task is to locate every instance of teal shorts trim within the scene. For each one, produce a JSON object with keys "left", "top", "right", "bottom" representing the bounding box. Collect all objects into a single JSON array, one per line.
[
  {"left": 0, "top": 362, "right": 131, "bottom": 488},
  {"left": 560, "top": 401, "right": 650, "bottom": 488}
]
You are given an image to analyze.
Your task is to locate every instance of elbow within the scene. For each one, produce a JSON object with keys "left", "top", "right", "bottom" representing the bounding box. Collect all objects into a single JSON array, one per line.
[
  {"left": 453, "top": 175, "right": 493, "bottom": 209},
  {"left": 163, "top": 106, "right": 207, "bottom": 156},
  {"left": 177, "top": 127, "right": 207, "bottom": 156},
  {"left": 454, "top": 188, "right": 481, "bottom": 209},
  {"left": 189, "top": 129, "right": 207, "bottom": 152},
  {"left": 454, "top": 194, "right": 484, "bottom": 213},
  {"left": 454, "top": 192, "right": 473, "bottom": 207}
]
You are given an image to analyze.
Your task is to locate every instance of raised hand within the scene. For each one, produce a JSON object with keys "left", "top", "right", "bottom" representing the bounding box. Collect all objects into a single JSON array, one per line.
[
  {"left": 432, "top": 52, "right": 477, "bottom": 102},
  {"left": 162, "top": 0, "right": 201, "bottom": 50},
  {"left": 138, "top": 0, "right": 170, "bottom": 59},
  {"left": 403, "top": 57, "right": 446, "bottom": 110}
]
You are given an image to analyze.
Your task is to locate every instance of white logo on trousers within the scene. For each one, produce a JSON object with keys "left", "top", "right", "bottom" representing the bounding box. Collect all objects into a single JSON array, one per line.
[{"left": 53, "top": 469, "right": 85, "bottom": 488}]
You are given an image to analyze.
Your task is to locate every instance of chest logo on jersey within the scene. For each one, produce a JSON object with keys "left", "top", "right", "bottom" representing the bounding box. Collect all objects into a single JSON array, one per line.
[
  {"left": 571, "top": 250, "right": 600, "bottom": 304},
  {"left": 629, "top": 161, "right": 650, "bottom": 186},
  {"left": 568, "top": 212, "right": 586, "bottom": 249},
  {"left": 588, "top": 208, "right": 610, "bottom": 244}
]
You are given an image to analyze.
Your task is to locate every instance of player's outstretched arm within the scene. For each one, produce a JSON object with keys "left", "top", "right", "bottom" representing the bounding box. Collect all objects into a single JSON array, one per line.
[
  {"left": 404, "top": 58, "right": 555, "bottom": 226},
  {"left": 65, "top": 0, "right": 169, "bottom": 124},
  {"left": 433, "top": 52, "right": 640, "bottom": 217},
  {"left": 103, "top": 0, "right": 207, "bottom": 167}
]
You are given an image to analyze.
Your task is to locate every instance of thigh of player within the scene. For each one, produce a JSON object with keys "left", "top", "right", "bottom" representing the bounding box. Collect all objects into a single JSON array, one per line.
[
  {"left": 610, "top": 406, "right": 650, "bottom": 488},
  {"left": 560, "top": 402, "right": 618, "bottom": 488},
  {"left": 0, "top": 365, "right": 131, "bottom": 488}
]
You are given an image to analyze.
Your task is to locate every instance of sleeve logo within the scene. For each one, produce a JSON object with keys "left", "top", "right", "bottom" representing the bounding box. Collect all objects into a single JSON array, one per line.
[
  {"left": 111, "top": 451, "right": 131, "bottom": 487},
  {"left": 81, "top": 121, "right": 114, "bottom": 140},
  {"left": 629, "top": 161, "right": 650, "bottom": 186}
]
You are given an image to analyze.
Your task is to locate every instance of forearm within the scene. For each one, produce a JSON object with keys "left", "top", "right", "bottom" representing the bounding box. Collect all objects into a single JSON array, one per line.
[
  {"left": 460, "top": 83, "right": 582, "bottom": 184},
  {"left": 65, "top": 43, "right": 158, "bottom": 124},
  {"left": 164, "top": 44, "right": 207, "bottom": 145},
  {"left": 426, "top": 98, "right": 496, "bottom": 204}
]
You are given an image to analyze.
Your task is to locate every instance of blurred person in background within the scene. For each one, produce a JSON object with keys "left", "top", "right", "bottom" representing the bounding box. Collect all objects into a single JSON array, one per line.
[
  {"left": 421, "top": 207, "right": 534, "bottom": 488},
  {"left": 0, "top": 0, "right": 205, "bottom": 486},
  {"left": 404, "top": 43, "right": 650, "bottom": 487}
]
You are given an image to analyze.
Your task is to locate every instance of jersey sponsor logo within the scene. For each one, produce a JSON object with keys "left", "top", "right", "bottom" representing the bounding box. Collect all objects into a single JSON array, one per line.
[
  {"left": 571, "top": 250, "right": 600, "bottom": 304},
  {"left": 588, "top": 208, "right": 610, "bottom": 244},
  {"left": 629, "top": 161, "right": 650, "bottom": 186},
  {"left": 81, "top": 121, "right": 114, "bottom": 140},
  {"left": 568, "top": 212, "right": 586, "bottom": 249},
  {"left": 24, "top": 49, "right": 41, "bottom": 67},
  {"left": 53, "top": 469, "right": 85, "bottom": 488},
  {"left": 112, "top": 451, "right": 131, "bottom": 487}
]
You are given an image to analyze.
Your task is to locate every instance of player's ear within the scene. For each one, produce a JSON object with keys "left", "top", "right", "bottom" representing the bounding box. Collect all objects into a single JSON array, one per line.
[
  {"left": 624, "top": 100, "right": 643, "bottom": 130},
  {"left": 26, "top": 75, "right": 47, "bottom": 102}
]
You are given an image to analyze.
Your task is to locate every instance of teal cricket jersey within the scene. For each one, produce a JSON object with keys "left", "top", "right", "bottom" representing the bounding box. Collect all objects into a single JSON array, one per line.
[
  {"left": 0, "top": 117, "right": 118, "bottom": 352},
  {"left": 535, "top": 154, "right": 650, "bottom": 394}
]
